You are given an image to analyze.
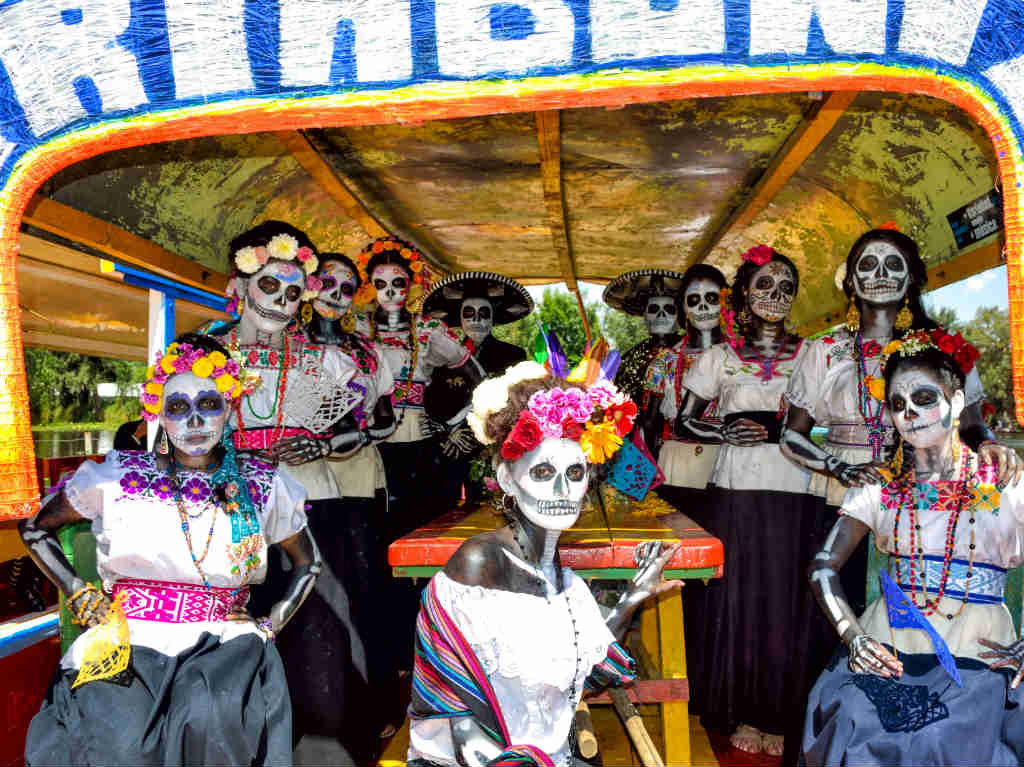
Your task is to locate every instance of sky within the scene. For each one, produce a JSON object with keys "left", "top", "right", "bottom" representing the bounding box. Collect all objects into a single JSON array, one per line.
[{"left": 527, "top": 265, "right": 1011, "bottom": 327}]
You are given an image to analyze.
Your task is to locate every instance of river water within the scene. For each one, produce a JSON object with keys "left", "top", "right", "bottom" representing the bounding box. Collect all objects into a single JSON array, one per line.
[{"left": 32, "top": 430, "right": 115, "bottom": 459}]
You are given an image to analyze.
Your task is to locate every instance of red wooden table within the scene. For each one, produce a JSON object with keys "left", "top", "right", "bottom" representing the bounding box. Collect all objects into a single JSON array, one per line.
[{"left": 389, "top": 499, "right": 723, "bottom": 765}]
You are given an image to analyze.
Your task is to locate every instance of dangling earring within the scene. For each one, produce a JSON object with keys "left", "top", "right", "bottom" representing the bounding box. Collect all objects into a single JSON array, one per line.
[
  {"left": 889, "top": 438, "right": 904, "bottom": 477},
  {"left": 952, "top": 417, "right": 962, "bottom": 468},
  {"left": 894, "top": 297, "right": 913, "bottom": 331},
  {"left": 158, "top": 429, "right": 170, "bottom": 455},
  {"left": 340, "top": 313, "right": 356, "bottom": 333},
  {"left": 301, "top": 303, "right": 314, "bottom": 325},
  {"left": 738, "top": 307, "right": 753, "bottom": 327},
  {"left": 845, "top": 297, "right": 860, "bottom": 332}
]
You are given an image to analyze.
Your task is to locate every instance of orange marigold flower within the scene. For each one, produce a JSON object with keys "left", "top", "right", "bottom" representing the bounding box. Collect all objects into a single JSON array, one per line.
[{"left": 372, "top": 241, "right": 384, "bottom": 253}]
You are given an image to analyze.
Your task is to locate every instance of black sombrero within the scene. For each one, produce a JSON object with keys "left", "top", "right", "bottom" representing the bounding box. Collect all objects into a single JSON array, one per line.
[
  {"left": 422, "top": 271, "right": 533, "bottom": 326},
  {"left": 601, "top": 269, "right": 688, "bottom": 316}
]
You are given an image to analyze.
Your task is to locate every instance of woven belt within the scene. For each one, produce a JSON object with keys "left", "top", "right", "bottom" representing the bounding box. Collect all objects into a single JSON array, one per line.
[
  {"left": 233, "top": 427, "right": 325, "bottom": 451},
  {"left": 112, "top": 578, "right": 250, "bottom": 623},
  {"left": 889, "top": 555, "right": 1006, "bottom": 605},
  {"left": 826, "top": 422, "right": 895, "bottom": 449}
]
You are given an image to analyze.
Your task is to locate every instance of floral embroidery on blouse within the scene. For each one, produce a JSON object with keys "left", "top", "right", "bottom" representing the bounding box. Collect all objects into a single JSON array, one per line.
[{"left": 880, "top": 476, "right": 1001, "bottom": 516}]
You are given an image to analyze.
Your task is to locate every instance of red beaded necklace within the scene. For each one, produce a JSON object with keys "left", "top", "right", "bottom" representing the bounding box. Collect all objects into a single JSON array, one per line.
[
  {"left": 891, "top": 447, "right": 975, "bottom": 619},
  {"left": 229, "top": 327, "right": 292, "bottom": 443}
]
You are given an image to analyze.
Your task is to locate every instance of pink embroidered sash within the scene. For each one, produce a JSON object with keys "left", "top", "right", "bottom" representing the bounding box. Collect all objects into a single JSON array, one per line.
[
  {"left": 232, "top": 426, "right": 323, "bottom": 451},
  {"left": 112, "top": 578, "right": 249, "bottom": 623}
]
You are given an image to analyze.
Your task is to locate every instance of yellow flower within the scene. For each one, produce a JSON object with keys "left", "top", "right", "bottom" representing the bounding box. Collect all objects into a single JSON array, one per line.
[
  {"left": 143, "top": 402, "right": 161, "bottom": 414},
  {"left": 145, "top": 365, "right": 155, "bottom": 380},
  {"left": 580, "top": 421, "right": 623, "bottom": 464},
  {"left": 161, "top": 355, "right": 177, "bottom": 375},
  {"left": 208, "top": 351, "right": 227, "bottom": 368},
  {"left": 267, "top": 233, "right": 298, "bottom": 261},
  {"left": 215, "top": 373, "right": 236, "bottom": 393},
  {"left": 303, "top": 255, "right": 318, "bottom": 275},
  {"left": 145, "top": 382, "right": 163, "bottom": 395},
  {"left": 191, "top": 358, "right": 215, "bottom": 379},
  {"left": 865, "top": 375, "right": 886, "bottom": 402},
  {"left": 231, "top": 383, "right": 243, "bottom": 399},
  {"left": 882, "top": 340, "right": 902, "bottom": 356}
]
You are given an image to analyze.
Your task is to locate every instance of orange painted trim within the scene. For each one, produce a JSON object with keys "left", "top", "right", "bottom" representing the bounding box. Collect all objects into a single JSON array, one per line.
[{"left": 0, "top": 65, "right": 1022, "bottom": 518}]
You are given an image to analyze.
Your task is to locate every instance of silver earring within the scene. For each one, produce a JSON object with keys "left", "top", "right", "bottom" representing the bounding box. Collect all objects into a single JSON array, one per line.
[{"left": 158, "top": 430, "right": 170, "bottom": 455}]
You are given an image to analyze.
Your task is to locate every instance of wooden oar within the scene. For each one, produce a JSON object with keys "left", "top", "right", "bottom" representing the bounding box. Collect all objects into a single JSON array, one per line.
[
  {"left": 609, "top": 687, "right": 665, "bottom": 767},
  {"left": 574, "top": 701, "right": 598, "bottom": 759}
]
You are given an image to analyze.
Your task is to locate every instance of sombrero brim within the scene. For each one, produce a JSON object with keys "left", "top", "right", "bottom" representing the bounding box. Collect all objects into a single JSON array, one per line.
[
  {"left": 602, "top": 269, "right": 688, "bottom": 316},
  {"left": 422, "top": 271, "right": 534, "bottom": 326}
]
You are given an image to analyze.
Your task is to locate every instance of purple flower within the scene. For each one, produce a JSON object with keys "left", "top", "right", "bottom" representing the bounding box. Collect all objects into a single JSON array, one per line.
[
  {"left": 180, "top": 476, "right": 211, "bottom": 503},
  {"left": 247, "top": 478, "right": 268, "bottom": 506},
  {"left": 120, "top": 471, "right": 148, "bottom": 495},
  {"left": 120, "top": 452, "right": 151, "bottom": 469},
  {"left": 150, "top": 475, "right": 175, "bottom": 501}
]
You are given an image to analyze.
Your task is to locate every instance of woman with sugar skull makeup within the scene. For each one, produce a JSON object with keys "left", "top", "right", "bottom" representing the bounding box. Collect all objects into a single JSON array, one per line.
[
  {"left": 405, "top": 361, "right": 681, "bottom": 767},
  {"left": 209, "top": 222, "right": 383, "bottom": 759},
  {"left": 802, "top": 337, "right": 1024, "bottom": 766},
  {"left": 674, "top": 245, "right": 818, "bottom": 758},
  {"left": 300, "top": 250, "right": 401, "bottom": 742},
  {"left": 19, "top": 333, "right": 318, "bottom": 766}
]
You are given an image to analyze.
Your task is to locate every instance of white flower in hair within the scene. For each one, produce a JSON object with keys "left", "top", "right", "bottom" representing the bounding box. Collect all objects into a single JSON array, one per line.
[
  {"left": 235, "top": 246, "right": 261, "bottom": 274},
  {"left": 467, "top": 411, "right": 491, "bottom": 445},
  {"left": 472, "top": 377, "right": 511, "bottom": 417},
  {"left": 834, "top": 261, "right": 847, "bottom": 292},
  {"left": 267, "top": 233, "right": 299, "bottom": 261},
  {"left": 501, "top": 361, "right": 548, "bottom": 388}
]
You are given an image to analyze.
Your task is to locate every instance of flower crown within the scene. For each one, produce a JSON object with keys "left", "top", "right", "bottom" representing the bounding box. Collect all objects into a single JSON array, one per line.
[
  {"left": 742, "top": 244, "right": 775, "bottom": 266},
  {"left": 467, "top": 362, "right": 638, "bottom": 465},
  {"left": 865, "top": 328, "right": 980, "bottom": 401},
  {"left": 140, "top": 342, "right": 258, "bottom": 421},
  {"left": 354, "top": 236, "right": 426, "bottom": 307},
  {"left": 229, "top": 233, "right": 322, "bottom": 311}
]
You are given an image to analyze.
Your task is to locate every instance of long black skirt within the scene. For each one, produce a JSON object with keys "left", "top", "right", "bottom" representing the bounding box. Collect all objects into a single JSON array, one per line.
[
  {"left": 25, "top": 632, "right": 291, "bottom": 766},
  {"left": 687, "top": 486, "right": 838, "bottom": 753},
  {"left": 803, "top": 646, "right": 1024, "bottom": 766}
]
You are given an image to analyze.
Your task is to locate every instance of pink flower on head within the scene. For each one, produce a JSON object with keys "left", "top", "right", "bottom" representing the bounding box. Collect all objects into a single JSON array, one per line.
[
  {"left": 254, "top": 246, "right": 269, "bottom": 265},
  {"left": 563, "top": 388, "right": 594, "bottom": 422},
  {"left": 141, "top": 392, "right": 160, "bottom": 405},
  {"left": 306, "top": 275, "right": 323, "bottom": 292},
  {"left": 587, "top": 381, "right": 618, "bottom": 409},
  {"left": 172, "top": 355, "right": 192, "bottom": 374},
  {"left": 141, "top": 409, "right": 159, "bottom": 422},
  {"left": 152, "top": 371, "right": 169, "bottom": 385},
  {"left": 225, "top": 359, "right": 241, "bottom": 376},
  {"left": 742, "top": 245, "right": 775, "bottom": 266},
  {"left": 296, "top": 247, "right": 314, "bottom": 263}
]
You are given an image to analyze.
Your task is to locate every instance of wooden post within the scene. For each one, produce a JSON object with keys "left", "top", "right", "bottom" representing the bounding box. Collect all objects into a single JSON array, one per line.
[{"left": 657, "top": 589, "right": 690, "bottom": 765}]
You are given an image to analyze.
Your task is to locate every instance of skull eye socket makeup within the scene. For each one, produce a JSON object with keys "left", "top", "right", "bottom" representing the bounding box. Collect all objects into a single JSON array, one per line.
[
  {"left": 196, "top": 394, "right": 225, "bottom": 414},
  {"left": 857, "top": 255, "right": 879, "bottom": 273},
  {"left": 565, "top": 463, "right": 586, "bottom": 482},
  {"left": 911, "top": 387, "right": 941, "bottom": 407},
  {"left": 705, "top": 292, "right": 720, "bottom": 305},
  {"left": 391, "top": 277, "right": 408, "bottom": 290},
  {"left": 258, "top": 276, "right": 281, "bottom": 295},
  {"left": 284, "top": 285, "right": 301, "bottom": 302},
  {"left": 164, "top": 394, "right": 191, "bottom": 417},
  {"left": 338, "top": 282, "right": 355, "bottom": 297},
  {"left": 374, "top": 279, "right": 387, "bottom": 290},
  {"left": 318, "top": 276, "right": 338, "bottom": 290},
  {"left": 530, "top": 462, "right": 556, "bottom": 481},
  {"left": 686, "top": 294, "right": 702, "bottom": 307},
  {"left": 884, "top": 254, "right": 906, "bottom": 272},
  {"left": 778, "top": 280, "right": 796, "bottom": 296},
  {"left": 461, "top": 305, "right": 475, "bottom": 319}
]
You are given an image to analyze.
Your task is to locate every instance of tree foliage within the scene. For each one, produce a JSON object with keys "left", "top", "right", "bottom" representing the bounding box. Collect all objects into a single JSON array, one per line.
[
  {"left": 493, "top": 288, "right": 602, "bottom": 368},
  {"left": 958, "top": 306, "right": 1014, "bottom": 428},
  {"left": 25, "top": 348, "right": 145, "bottom": 424}
]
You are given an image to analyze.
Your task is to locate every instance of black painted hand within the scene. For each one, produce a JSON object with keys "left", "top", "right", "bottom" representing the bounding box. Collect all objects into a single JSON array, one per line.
[{"left": 269, "top": 434, "right": 330, "bottom": 465}]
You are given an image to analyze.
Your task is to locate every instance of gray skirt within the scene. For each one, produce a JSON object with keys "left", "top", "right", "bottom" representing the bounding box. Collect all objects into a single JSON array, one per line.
[{"left": 803, "top": 645, "right": 1024, "bottom": 766}]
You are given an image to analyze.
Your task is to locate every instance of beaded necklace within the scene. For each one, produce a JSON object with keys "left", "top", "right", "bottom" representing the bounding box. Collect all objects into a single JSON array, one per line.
[
  {"left": 229, "top": 327, "right": 292, "bottom": 441},
  {"left": 371, "top": 312, "right": 420, "bottom": 428},
  {"left": 891, "top": 447, "right": 975, "bottom": 619},
  {"left": 169, "top": 460, "right": 219, "bottom": 589},
  {"left": 855, "top": 330, "right": 888, "bottom": 462}
]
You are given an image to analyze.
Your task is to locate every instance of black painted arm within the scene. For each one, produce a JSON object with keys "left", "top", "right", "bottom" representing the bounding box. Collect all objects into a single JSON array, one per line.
[
  {"left": 780, "top": 405, "right": 886, "bottom": 486},
  {"left": 267, "top": 527, "right": 321, "bottom": 634}
]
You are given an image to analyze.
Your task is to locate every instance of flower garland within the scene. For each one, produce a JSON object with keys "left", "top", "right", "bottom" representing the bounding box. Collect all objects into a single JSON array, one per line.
[
  {"left": 353, "top": 236, "right": 427, "bottom": 309},
  {"left": 718, "top": 286, "right": 744, "bottom": 351},
  {"left": 140, "top": 342, "right": 256, "bottom": 421},
  {"left": 468, "top": 364, "right": 638, "bottom": 465},
  {"left": 225, "top": 233, "right": 322, "bottom": 314},
  {"left": 866, "top": 328, "right": 980, "bottom": 402}
]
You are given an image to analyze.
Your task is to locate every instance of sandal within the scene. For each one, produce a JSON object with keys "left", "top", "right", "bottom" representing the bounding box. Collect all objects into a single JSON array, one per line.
[
  {"left": 729, "top": 724, "right": 763, "bottom": 754},
  {"left": 762, "top": 733, "right": 784, "bottom": 757}
]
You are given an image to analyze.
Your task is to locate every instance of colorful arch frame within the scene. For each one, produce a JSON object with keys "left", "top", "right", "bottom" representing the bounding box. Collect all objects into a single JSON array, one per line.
[{"left": 1, "top": 55, "right": 1022, "bottom": 517}]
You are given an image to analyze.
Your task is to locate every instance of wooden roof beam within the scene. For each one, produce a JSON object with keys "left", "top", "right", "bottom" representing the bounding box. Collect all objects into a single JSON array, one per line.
[
  {"left": 694, "top": 91, "right": 859, "bottom": 262},
  {"left": 22, "top": 195, "right": 227, "bottom": 294},
  {"left": 273, "top": 130, "right": 389, "bottom": 240}
]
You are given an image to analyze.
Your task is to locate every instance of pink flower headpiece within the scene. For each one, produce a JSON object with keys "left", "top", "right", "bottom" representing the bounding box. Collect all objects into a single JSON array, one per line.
[{"left": 742, "top": 244, "right": 775, "bottom": 266}]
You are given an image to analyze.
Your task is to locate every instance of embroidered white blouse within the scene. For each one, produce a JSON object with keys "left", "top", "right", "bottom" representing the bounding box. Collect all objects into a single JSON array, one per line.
[
  {"left": 408, "top": 568, "right": 617, "bottom": 767},
  {"left": 377, "top": 316, "right": 471, "bottom": 443},
  {"left": 786, "top": 328, "right": 985, "bottom": 504},
  {"left": 840, "top": 461, "right": 1023, "bottom": 660},
  {"left": 681, "top": 340, "right": 811, "bottom": 493},
  {"left": 61, "top": 450, "right": 308, "bottom": 666}
]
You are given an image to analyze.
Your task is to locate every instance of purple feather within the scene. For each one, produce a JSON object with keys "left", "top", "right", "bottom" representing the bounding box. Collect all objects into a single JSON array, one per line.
[
  {"left": 546, "top": 332, "right": 568, "bottom": 379},
  {"left": 601, "top": 350, "right": 621, "bottom": 381}
]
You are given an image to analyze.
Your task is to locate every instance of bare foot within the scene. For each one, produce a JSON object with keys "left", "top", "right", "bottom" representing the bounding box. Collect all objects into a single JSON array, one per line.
[
  {"left": 730, "top": 724, "right": 763, "bottom": 754},
  {"left": 762, "top": 733, "right": 784, "bottom": 757}
]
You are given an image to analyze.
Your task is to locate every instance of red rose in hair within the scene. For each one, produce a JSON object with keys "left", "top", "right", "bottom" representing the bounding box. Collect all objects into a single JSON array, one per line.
[
  {"left": 501, "top": 440, "right": 526, "bottom": 460},
  {"left": 606, "top": 399, "right": 639, "bottom": 437},
  {"left": 561, "top": 417, "right": 584, "bottom": 441},
  {"left": 934, "top": 331, "right": 957, "bottom": 355},
  {"left": 501, "top": 411, "right": 543, "bottom": 461},
  {"left": 742, "top": 245, "right": 774, "bottom": 266},
  {"left": 953, "top": 341, "right": 979, "bottom": 373}
]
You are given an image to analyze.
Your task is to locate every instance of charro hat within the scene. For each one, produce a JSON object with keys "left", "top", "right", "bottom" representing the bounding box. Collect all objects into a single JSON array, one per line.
[
  {"left": 601, "top": 269, "right": 687, "bottom": 316},
  {"left": 422, "top": 271, "right": 533, "bottom": 326}
]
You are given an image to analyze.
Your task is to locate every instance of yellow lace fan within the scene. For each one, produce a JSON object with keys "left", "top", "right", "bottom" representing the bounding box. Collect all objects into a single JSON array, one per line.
[{"left": 72, "top": 592, "right": 131, "bottom": 689}]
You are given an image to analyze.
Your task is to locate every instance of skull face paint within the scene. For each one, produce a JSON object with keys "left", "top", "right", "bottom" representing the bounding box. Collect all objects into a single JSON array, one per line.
[
  {"left": 645, "top": 295, "right": 679, "bottom": 335},
  {"left": 244, "top": 261, "right": 303, "bottom": 335},
  {"left": 160, "top": 372, "right": 229, "bottom": 457},
  {"left": 747, "top": 261, "right": 796, "bottom": 322},
  {"left": 371, "top": 264, "right": 410, "bottom": 312},
  {"left": 313, "top": 261, "right": 357, "bottom": 320},
  {"left": 887, "top": 368, "right": 965, "bottom": 450},
  {"left": 853, "top": 241, "right": 909, "bottom": 305},
  {"left": 498, "top": 438, "right": 589, "bottom": 531},
  {"left": 461, "top": 298, "right": 493, "bottom": 345},
  {"left": 683, "top": 279, "right": 721, "bottom": 331}
]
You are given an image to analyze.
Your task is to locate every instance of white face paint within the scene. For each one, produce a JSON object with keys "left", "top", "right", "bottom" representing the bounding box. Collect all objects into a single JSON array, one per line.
[
  {"left": 645, "top": 295, "right": 679, "bottom": 335},
  {"left": 747, "top": 261, "right": 796, "bottom": 322},
  {"left": 160, "top": 371, "right": 229, "bottom": 457},
  {"left": 371, "top": 263, "right": 410, "bottom": 312},
  {"left": 888, "top": 368, "right": 965, "bottom": 449},
  {"left": 313, "top": 261, "right": 357, "bottom": 320},
  {"left": 461, "top": 297, "right": 493, "bottom": 345},
  {"left": 852, "top": 241, "right": 909, "bottom": 305},
  {"left": 243, "top": 260, "right": 304, "bottom": 336},
  {"left": 497, "top": 437, "right": 589, "bottom": 532},
  {"left": 683, "top": 279, "right": 721, "bottom": 331}
]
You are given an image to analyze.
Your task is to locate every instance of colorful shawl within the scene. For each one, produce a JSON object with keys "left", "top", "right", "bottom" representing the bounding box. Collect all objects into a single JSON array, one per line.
[{"left": 411, "top": 578, "right": 637, "bottom": 767}]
